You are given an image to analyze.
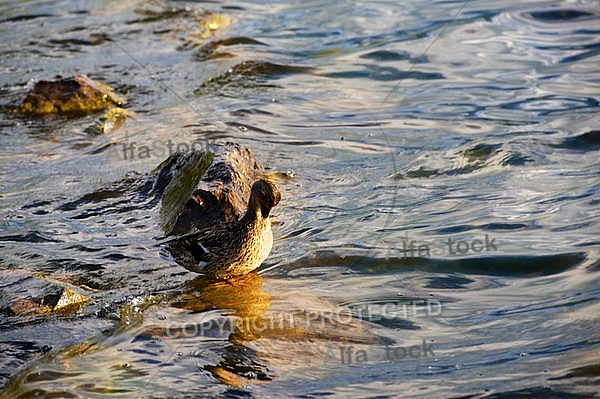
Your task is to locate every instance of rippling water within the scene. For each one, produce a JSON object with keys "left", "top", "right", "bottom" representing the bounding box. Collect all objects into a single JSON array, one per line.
[{"left": 1, "top": 0, "right": 599, "bottom": 398}]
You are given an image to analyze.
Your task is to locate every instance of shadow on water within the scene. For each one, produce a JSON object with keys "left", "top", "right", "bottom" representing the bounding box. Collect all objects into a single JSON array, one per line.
[{"left": 279, "top": 252, "right": 587, "bottom": 278}]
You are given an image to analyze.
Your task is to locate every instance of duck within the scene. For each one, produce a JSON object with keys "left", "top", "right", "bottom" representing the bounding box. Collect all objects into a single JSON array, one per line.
[{"left": 161, "top": 179, "right": 281, "bottom": 279}]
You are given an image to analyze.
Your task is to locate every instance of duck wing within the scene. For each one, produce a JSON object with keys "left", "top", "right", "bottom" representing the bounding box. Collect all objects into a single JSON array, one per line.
[{"left": 163, "top": 222, "right": 238, "bottom": 263}]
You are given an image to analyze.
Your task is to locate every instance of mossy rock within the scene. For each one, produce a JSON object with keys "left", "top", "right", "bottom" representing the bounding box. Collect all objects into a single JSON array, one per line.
[
  {"left": 158, "top": 142, "right": 265, "bottom": 237},
  {"left": 15, "top": 74, "right": 126, "bottom": 116},
  {"left": 0, "top": 270, "right": 91, "bottom": 316}
]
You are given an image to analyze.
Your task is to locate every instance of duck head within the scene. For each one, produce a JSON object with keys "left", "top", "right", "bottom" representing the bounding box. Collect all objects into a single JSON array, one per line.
[{"left": 248, "top": 179, "right": 281, "bottom": 218}]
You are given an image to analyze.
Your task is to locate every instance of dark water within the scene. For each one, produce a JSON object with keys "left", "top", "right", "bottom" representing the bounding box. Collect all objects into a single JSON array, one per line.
[{"left": 1, "top": 0, "right": 599, "bottom": 398}]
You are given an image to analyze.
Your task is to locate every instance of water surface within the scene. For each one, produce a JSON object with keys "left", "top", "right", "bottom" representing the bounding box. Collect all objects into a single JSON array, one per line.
[{"left": 1, "top": 0, "right": 599, "bottom": 398}]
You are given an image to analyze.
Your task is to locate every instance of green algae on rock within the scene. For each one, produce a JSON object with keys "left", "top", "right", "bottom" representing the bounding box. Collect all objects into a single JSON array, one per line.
[
  {"left": 159, "top": 142, "right": 266, "bottom": 237},
  {"left": 86, "top": 107, "right": 136, "bottom": 135},
  {"left": 0, "top": 270, "right": 91, "bottom": 317},
  {"left": 158, "top": 150, "right": 215, "bottom": 237},
  {"left": 15, "top": 74, "right": 126, "bottom": 116}
]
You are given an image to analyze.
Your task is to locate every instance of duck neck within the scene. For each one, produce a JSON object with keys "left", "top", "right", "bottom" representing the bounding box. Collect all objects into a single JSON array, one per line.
[{"left": 242, "top": 196, "right": 263, "bottom": 224}]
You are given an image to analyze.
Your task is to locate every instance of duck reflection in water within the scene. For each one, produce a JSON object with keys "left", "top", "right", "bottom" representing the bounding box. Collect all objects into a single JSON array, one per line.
[{"left": 168, "top": 272, "right": 385, "bottom": 388}]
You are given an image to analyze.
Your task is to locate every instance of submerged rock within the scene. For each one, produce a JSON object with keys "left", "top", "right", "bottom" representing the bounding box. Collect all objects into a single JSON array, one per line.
[
  {"left": 197, "top": 60, "right": 312, "bottom": 95},
  {"left": 86, "top": 107, "right": 136, "bottom": 135},
  {"left": 41, "top": 287, "right": 91, "bottom": 312},
  {"left": 0, "top": 270, "right": 91, "bottom": 317},
  {"left": 15, "top": 74, "right": 126, "bottom": 116},
  {"left": 195, "top": 12, "right": 230, "bottom": 39}
]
